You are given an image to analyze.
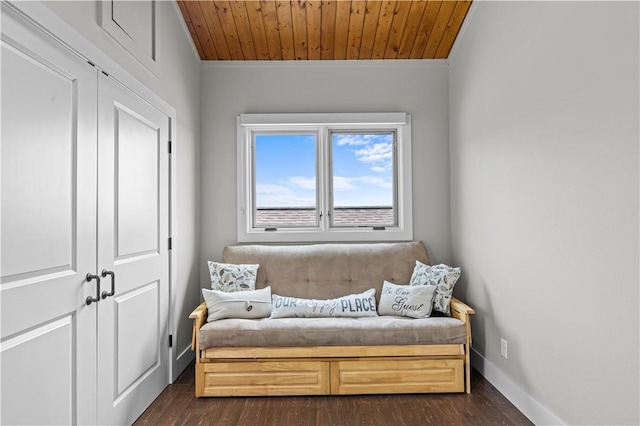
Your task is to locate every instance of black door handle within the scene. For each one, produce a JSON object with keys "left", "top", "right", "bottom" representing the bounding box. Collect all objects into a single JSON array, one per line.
[
  {"left": 101, "top": 269, "right": 115, "bottom": 299},
  {"left": 86, "top": 273, "right": 101, "bottom": 305}
]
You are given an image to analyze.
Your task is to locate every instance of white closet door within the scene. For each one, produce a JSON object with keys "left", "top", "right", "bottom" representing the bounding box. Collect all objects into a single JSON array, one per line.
[
  {"left": 0, "top": 6, "right": 98, "bottom": 426},
  {"left": 96, "top": 73, "right": 170, "bottom": 425}
]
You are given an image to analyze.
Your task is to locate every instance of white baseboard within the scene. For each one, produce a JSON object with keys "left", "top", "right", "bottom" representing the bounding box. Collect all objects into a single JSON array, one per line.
[
  {"left": 172, "top": 344, "right": 195, "bottom": 382},
  {"left": 471, "top": 349, "right": 565, "bottom": 425}
]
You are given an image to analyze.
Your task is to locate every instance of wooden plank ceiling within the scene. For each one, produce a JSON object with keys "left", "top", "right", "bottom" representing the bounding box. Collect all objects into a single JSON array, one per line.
[{"left": 177, "top": 0, "right": 472, "bottom": 60}]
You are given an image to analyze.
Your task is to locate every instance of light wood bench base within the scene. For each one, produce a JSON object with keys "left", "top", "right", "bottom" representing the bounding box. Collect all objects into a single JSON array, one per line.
[{"left": 190, "top": 298, "right": 475, "bottom": 397}]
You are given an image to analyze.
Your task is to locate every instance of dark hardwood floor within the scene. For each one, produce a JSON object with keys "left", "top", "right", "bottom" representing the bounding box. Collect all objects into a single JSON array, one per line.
[{"left": 134, "top": 363, "right": 533, "bottom": 425}]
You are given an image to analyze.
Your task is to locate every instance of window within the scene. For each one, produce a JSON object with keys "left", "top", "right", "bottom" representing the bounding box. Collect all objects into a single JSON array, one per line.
[
  {"left": 330, "top": 131, "right": 396, "bottom": 228},
  {"left": 254, "top": 132, "right": 318, "bottom": 228},
  {"left": 237, "top": 113, "right": 412, "bottom": 242}
]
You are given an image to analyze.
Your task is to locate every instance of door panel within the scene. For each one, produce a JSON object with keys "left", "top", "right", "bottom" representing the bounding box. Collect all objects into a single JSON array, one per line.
[
  {"left": 97, "top": 73, "right": 169, "bottom": 425},
  {"left": 1, "top": 316, "right": 75, "bottom": 425},
  {"left": 1, "top": 39, "right": 75, "bottom": 280},
  {"left": 114, "top": 105, "right": 160, "bottom": 259},
  {"left": 114, "top": 282, "right": 160, "bottom": 396},
  {"left": 0, "top": 5, "right": 97, "bottom": 425}
]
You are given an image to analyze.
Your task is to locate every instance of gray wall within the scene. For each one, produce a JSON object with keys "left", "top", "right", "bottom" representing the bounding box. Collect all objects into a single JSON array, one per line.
[
  {"left": 43, "top": 0, "right": 202, "bottom": 376},
  {"left": 200, "top": 61, "right": 452, "bottom": 287},
  {"left": 449, "top": 1, "right": 639, "bottom": 424}
]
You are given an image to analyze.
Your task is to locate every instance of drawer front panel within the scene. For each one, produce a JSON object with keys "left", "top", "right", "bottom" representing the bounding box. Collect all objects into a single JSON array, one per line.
[
  {"left": 200, "top": 361, "right": 329, "bottom": 396},
  {"left": 331, "top": 358, "right": 464, "bottom": 394}
]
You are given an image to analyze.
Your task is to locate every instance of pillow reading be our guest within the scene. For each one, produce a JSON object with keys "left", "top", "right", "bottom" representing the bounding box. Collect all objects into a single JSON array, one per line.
[
  {"left": 202, "top": 286, "right": 272, "bottom": 322},
  {"left": 207, "top": 261, "right": 259, "bottom": 292},
  {"left": 378, "top": 281, "right": 436, "bottom": 319},
  {"left": 270, "top": 289, "right": 378, "bottom": 319},
  {"left": 409, "top": 261, "right": 461, "bottom": 314}
]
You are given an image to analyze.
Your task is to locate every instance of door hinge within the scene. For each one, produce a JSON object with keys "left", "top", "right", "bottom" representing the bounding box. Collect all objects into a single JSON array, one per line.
[
  {"left": 168, "top": 140, "right": 172, "bottom": 154},
  {"left": 169, "top": 334, "right": 173, "bottom": 348},
  {"left": 168, "top": 237, "right": 172, "bottom": 250}
]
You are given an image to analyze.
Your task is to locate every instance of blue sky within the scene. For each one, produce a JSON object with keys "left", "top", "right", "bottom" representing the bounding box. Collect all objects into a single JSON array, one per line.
[{"left": 255, "top": 133, "right": 393, "bottom": 208}]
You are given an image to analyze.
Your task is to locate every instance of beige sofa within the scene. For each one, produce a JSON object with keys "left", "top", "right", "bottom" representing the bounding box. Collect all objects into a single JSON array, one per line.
[{"left": 190, "top": 241, "right": 475, "bottom": 397}]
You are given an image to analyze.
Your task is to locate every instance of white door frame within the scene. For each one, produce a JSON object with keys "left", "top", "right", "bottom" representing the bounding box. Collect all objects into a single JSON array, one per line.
[{"left": 3, "top": 1, "right": 182, "bottom": 382}]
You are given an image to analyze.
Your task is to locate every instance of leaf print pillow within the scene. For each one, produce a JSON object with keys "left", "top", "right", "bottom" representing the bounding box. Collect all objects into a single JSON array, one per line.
[
  {"left": 409, "top": 261, "right": 461, "bottom": 314},
  {"left": 207, "top": 261, "right": 259, "bottom": 292}
]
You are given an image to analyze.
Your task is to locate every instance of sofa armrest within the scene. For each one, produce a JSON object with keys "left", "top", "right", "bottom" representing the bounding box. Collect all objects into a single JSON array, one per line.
[
  {"left": 190, "top": 301, "right": 208, "bottom": 321},
  {"left": 450, "top": 297, "right": 474, "bottom": 342},
  {"left": 190, "top": 302, "right": 208, "bottom": 357},
  {"left": 450, "top": 297, "right": 475, "bottom": 393},
  {"left": 450, "top": 297, "right": 475, "bottom": 319}
]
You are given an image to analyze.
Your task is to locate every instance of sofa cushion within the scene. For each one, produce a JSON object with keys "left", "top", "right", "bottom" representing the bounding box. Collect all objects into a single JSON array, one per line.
[
  {"left": 270, "top": 289, "right": 378, "bottom": 319},
  {"left": 222, "top": 241, "right": 430, "bottom": 300},
  {"left": 199, "top": 316, "right": 466, "bottom": 348}
]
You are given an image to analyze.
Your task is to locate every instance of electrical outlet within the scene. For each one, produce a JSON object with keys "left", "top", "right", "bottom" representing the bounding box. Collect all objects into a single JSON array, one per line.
[{"left": 500, "top": 338, "right": 508, "bottom": 359}]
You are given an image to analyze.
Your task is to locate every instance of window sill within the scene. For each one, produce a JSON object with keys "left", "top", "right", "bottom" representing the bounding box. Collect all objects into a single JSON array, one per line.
[{"left": 237, "top": 226, "right": 413, "bottom": 243}]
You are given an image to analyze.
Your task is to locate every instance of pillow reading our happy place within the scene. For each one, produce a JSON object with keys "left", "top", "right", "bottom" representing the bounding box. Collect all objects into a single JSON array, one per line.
[
  {"left": 409, "top": 261, "right": 461, "bottom": 314},
  {"left": 202, "top": 286, "right": 272, "bottom": 322},
  {"left": 378, "top": 281, "right": 436, "bottom": 319},
  {"left": 270, "top": 289, "right": 378, "bottom": 319},
  {"left": 207, "top": 261, "right": 259, "bottom": 292}
]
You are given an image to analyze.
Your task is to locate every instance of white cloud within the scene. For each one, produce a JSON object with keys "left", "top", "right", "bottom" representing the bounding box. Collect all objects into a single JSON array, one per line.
[
  {"left": 333, "top": 177, "right": 393, "bottom": 206},
  {"left": 286, "top": 176, "right": 316, "bottom": 189},
  {"left": 355, "top": 142, "right": 392, "bottom": 163},
  {"left": 333, "top": 176, "right": 358, "bottom": 190},
  {"left": 335, "top": 134, "right": 379, "bottom": 146},
  {"left": 333, "top": 175, "right": 391, "bottom": 191},
  {"left": 257, "top": 177, "right": 392, "bottom": 208},
  {"left": 354, "top": 142, "right": 393, "bottom": 172},
  {"left": 333, "top": 134, "right": 394, "bottom": 173},
  {"left": 256, "top": 184, "right": 315, "bottom": 207}
]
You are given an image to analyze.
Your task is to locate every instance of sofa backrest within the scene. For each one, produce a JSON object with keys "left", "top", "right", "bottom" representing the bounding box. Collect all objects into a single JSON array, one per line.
[{"left": 222, "top": 241, "right": 430, "bottom": 300}]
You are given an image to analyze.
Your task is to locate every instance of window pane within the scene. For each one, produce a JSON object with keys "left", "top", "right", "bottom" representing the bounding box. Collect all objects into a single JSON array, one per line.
[
  {"left": 331, "top": 132, "right": 396, "bottom": 227},
  {"left": 254, "top": 133, "right": 317, "bottom": 227}
]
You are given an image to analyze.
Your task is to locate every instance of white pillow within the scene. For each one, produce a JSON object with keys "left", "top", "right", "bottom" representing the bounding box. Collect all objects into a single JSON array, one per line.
[
  {"left": 270, "top": 289, "right": 378, "bottom": 319},
  {"left": 378, "top": 281, "right": 436, "bottom": 318},
  {"left": 409, "top": 261, "right": 461, "bottom": 314},
  {"left": 202, "top": 286, "right": 272, "bottom": 322},
  {"left": 207, "top": 261, "right": 259, "bottom": 292}
]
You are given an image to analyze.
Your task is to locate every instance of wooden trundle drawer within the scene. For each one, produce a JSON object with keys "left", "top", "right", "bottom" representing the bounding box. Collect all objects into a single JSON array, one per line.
[
  {"left": 331, "top": 358, "right": 465, "bottom": 394},
  {"left": 197, "top": 360, "right": 330, "bottom": 396}
]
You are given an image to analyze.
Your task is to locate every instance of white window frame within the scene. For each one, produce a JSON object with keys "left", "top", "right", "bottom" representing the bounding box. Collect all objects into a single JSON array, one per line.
[{"left": 237, "top": 113, "right": 413, "bottom": 243}]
